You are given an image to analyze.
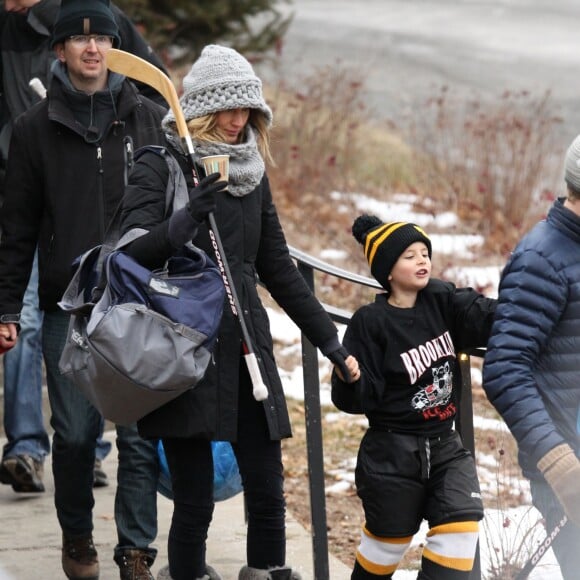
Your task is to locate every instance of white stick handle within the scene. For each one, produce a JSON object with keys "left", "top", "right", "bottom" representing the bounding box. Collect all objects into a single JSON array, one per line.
[
  {"left": 244, "top": 353, "right": 268, "bottom": 401},
  {"left": 29, "top": 78, "right": 47, "bottom": 99}
]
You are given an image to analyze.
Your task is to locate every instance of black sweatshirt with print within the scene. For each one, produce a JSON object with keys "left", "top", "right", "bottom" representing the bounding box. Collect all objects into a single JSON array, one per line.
[{"left": 333, "top": 279, "right": 496, "bottom": 436}]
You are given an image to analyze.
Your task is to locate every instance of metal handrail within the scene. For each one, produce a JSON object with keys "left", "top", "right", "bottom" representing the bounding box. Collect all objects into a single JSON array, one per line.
[
  {"left": 288, "top": 246, "right": 381, "bottom": 288},
  {"left": 287, "top": 245, "right": 483, "bottom": 580}
]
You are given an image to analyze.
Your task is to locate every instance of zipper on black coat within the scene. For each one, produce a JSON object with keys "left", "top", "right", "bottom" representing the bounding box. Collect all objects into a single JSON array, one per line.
[{"left": 96, "top": 145, "right": 105, "bottom": 239}]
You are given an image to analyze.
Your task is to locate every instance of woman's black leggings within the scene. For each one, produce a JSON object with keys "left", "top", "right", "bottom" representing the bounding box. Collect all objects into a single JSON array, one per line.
[{"left": 163, "top": 362, "right": 285, "bottom": 579}]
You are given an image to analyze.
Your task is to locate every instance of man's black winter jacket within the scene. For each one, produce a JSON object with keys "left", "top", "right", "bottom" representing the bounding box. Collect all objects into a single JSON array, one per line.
[{"left": 0, "top": 77, "right": 165, "bottom": 315}]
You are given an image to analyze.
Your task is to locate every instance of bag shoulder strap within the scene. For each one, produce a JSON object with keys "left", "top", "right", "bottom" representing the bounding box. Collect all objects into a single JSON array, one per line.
[
  {"left": 133, "top": 145, "right": 189, "bottom": 216},
  {"left": 116, "top": 145, "right": 190, "bottom": 250}
]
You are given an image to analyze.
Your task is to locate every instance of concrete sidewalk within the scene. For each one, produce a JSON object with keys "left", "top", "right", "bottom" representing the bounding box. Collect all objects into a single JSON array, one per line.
[{"left": 0, "top": 432, "right": 352, "bottom": 580}]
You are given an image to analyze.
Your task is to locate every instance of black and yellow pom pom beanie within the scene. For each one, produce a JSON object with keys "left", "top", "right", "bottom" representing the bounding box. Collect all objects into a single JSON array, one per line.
[{"left": 352, "top": 214, "right": 431, "bottom": 289}]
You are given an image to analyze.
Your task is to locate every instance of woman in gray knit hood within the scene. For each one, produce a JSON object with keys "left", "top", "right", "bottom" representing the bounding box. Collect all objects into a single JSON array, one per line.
[{"left": 119, "top": 45, "right": 355, "bottom": 580}]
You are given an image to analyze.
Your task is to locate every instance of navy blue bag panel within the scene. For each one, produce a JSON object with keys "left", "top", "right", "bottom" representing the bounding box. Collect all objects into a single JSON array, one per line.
[{"left": 105, "top": 249, "right": 223, "bottom": 350}]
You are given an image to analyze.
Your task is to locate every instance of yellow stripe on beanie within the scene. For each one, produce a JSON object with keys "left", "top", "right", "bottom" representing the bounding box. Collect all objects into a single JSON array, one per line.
[{"left": 365, "top": 222, "right": 406, "bottom": 266}]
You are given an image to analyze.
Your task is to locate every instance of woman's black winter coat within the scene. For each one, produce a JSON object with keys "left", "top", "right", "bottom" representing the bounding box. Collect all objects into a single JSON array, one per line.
[{"left": 121, "top": 147, "right": 339, "bottom": 442}]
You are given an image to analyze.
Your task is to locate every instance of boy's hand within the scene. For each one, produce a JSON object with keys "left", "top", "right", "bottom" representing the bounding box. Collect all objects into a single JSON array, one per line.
[
  {"left": 327, "top": 346, "right": 359, "bottom": 383},
  {"left": 335, "top": 354, "right": 360, "bottom": 383}
]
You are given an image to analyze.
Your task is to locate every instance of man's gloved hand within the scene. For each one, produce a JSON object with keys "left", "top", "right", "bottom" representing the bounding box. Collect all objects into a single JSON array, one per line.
[
  {"left": 538, "top": 443, "right": 580, "bottom": 526},
  {"left": 188, "top": 172, "right": 227, "bottom": 223}
]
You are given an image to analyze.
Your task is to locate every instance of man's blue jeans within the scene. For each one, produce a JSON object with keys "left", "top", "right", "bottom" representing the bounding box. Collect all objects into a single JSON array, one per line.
[
  {"left": 530, "top": 477, "right": 580, "bottom": 579},
  {"left": 42, "top": 310, "right": 159, "bottom": 557},
  {"left": 1, "top": 255, "right": 110, "bottom": 465},
  {"left": 2, "top": 253, "right": 49, "bottom": 462}
]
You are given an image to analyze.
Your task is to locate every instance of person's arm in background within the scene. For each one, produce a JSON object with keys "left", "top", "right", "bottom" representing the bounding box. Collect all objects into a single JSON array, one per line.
[
  {"left": 483, "top": 251, "right": 566, "bottom": 466},
  {"left": 482, "top": 250, "right": 580, "bottom": 527},
  {"left": 110, "top": 3, "right": 169, "bottom": 107},
  {"left": 0, "top": 110, "right": 44, "bottom": 350}
]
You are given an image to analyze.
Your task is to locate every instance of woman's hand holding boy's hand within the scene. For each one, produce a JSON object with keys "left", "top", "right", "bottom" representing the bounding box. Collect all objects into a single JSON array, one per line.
[
  {"left": 327, "top": 347, "right": 360, "bottom": 383},
  {"left": 333, "top": 353, "right": 360, "bottom": 383},
  {"left": 342, "top": 355, "right": 360, "bottom": 382},
  {"left": 320, "top": 337, "right": 359, "bottom": 383}
]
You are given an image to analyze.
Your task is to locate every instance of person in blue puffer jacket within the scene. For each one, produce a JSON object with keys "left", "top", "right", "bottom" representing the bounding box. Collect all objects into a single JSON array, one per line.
[{"left": 483, "top": 134, "right": 580, "bottom": 580}]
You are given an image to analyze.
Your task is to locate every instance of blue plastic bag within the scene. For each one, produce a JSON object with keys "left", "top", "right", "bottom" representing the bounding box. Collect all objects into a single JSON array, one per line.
[{"left": 157, "top": 440, "right": 243, "bottom": 502}]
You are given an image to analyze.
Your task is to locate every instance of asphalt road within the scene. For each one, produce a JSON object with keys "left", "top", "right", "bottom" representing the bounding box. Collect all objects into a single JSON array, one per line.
[{"left": 259, "top": 0, "right": 580, "bottom": 150}]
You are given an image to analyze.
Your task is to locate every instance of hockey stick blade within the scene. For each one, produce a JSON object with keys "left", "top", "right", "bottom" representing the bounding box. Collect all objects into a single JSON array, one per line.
[{"left": 105, "top": 48, "right": 189, "bottom": 142}]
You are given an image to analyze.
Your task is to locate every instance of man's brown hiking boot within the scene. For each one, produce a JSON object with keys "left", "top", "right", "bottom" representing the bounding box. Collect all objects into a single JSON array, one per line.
[
  {"left": 115, "top": 549, "right": 154, "bottom": 580},
  {"left": 62, "top": 533, "right": 99, "bottom": 580}
]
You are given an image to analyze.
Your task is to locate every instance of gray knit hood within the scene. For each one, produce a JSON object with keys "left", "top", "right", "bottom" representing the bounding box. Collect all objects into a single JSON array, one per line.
[
  {"left": 162, "top": 44, "right": 271, "bottom": 197},
  {"left": 162, "top": 44, "right": 273, "bottom": 133}
]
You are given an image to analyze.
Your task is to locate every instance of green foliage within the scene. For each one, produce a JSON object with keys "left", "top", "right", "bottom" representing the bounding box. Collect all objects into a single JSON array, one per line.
[{"left": 114, "top": 0, "right": 293, "bottom": 65}]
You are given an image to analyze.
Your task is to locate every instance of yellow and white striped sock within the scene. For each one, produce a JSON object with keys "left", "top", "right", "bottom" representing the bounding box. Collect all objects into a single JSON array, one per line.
[
  {"left": 422, "top": 521, "right": 479, "bottom": 572},
  {"left": 355, "top": 524, "right": 412, "bottom": 576}
]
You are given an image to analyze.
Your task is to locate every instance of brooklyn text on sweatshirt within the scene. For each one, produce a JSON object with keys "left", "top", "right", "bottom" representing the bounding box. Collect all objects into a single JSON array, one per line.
[{"left": 400, "top": 331, "right": 455, "bottom": 384}]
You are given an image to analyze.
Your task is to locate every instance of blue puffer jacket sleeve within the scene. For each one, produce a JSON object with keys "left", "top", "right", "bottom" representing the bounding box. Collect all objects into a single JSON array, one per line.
[{"left": 483, "top": 200, "right": 580, "bottom": 478}]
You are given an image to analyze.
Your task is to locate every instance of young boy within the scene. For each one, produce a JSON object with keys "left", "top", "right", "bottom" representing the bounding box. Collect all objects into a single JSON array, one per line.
[{"left": 332, "top": 214, "right": 496, "bottom": 579}]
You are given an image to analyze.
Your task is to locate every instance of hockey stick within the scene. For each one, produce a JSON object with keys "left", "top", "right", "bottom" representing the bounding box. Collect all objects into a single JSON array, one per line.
[
  {"left": 106, "top": 49, "right": 269, "bottom": 401},
  {"left": 514, "top": 514, "right": 567, "bottom": 579}
]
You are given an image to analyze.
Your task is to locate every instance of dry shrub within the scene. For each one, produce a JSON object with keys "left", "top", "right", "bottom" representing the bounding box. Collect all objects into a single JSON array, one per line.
[
  {"left": 267, "top": 63, "right": 415, "bottom": 197},
  {"left": 264, "top": 65, "right": 363, "bottom": 285},
  {"left": 402, "top": 87, "right": 563, "bottom": 255},
  {"left": 265, "top": 68, "right": 564, "bottom": 266},
  {"left": 264, "top": 64, "right": 417, "bottom": 311},
  {"left": 267, "top": 64, "right": 368, "bottom": 197},
  {"left": 467, "top": 388, "right": 546, "bottom": 579}
]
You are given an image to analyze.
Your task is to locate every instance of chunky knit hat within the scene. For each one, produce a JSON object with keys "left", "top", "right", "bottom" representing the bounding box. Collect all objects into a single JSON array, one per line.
[
  {"left": 164, "top": 44, "right": 273, "bottom": 129},
  {"left": 352, "top": 214, "right": 432, "bottom": 289},
  {"left": 564, "top": 133, "right": 580, "bottom": 194},
  {"left": 51, "top": 0, "right": 120, "bottom": 48}
]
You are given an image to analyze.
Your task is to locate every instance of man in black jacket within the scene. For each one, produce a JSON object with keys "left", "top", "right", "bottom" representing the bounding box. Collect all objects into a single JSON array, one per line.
[
  {"left": 0, "top": 1, "right": 166, "bottom": 578},
  {"left": 0, "top": 0, "right": 169, "bottom": 497}
]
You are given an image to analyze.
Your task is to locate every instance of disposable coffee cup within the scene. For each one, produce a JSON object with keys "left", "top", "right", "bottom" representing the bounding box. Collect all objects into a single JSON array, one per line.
[{"left": 200, "top": 155, "right": 229, "bottom": 181}]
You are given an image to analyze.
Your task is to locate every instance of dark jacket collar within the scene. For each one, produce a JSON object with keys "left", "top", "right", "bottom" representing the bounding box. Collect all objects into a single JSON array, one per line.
[
  {"left": 47, "top": 71, "right": 143, "bottom": 142},
  {"left": 549, "top": 197, "right": 580, "bottom": 244}
]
